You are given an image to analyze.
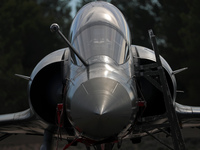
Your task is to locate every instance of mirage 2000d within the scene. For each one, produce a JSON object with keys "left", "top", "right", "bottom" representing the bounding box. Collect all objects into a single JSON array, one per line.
[{"left": 0, "top": 1, "right": 200, "bottom": 150}]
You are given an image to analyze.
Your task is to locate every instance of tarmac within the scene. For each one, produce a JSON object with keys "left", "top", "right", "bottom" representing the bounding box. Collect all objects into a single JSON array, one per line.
[{"left": 0, "top": 128, "right": 200, "bottom": 150}]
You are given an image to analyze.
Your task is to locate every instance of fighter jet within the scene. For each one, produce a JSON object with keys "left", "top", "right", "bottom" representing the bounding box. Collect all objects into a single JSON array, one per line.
[{"left": 0, "top": 1, "right": 200, "bottom": 150}]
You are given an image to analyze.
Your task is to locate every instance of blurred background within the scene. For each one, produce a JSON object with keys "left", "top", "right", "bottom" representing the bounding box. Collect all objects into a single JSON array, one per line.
[{"left": 0, "top": 0, "right": 200, "bottom": 149}]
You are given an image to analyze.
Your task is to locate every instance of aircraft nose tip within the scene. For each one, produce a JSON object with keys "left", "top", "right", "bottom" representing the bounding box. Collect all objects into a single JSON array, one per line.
[{"left": 68, "top": 78, "right": 133, "bottom": 140}]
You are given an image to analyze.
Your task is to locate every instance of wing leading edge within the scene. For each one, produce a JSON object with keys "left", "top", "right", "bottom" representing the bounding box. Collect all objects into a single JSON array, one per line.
[
  {"left": 175, "top": 102, "right": 200, "bottom": 128},
  {"left": 0, "top": 109, "right": 48, "bottom": 135}
]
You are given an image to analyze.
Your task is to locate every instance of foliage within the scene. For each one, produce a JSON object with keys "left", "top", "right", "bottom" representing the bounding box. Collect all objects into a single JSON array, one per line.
[
  {"left": 178, "top": 0, "right": 200, "bottom": 105},
  {"left": 154, "top": 0, "right": 200, "bottom": 105},
  {"left": 111, "top": 0, "right": 158, "bottom": 47},
  {"left": 0, "top": 0, "right": 72, "bottom": 113}
]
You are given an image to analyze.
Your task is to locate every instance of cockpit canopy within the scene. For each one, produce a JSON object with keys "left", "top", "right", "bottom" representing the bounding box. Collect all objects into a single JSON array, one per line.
[{"left": 69, "top": 1, "right": 131, "bottom": 65}]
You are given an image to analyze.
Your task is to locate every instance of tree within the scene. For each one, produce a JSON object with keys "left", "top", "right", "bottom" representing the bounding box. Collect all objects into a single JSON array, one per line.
[
  {"left": 0, "top": 0, "right": 72, "bottom": 114},
  {"left": 178, "top": 0, "right": 200, "bottom": 105},
  {"left": 111, "top": 0, "right": 158, "bottom": 48},
  {"left": 153, "top": 0, "right": 200, "bottom": 105}
]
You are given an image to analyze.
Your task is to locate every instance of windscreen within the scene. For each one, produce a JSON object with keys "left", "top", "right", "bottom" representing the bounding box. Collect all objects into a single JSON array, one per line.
[
  {"left": 72, "top": 23, "right": 129, "bottom": 64},
  {"left": 69, "top": 1, "right": 131, "bottom": 65}
]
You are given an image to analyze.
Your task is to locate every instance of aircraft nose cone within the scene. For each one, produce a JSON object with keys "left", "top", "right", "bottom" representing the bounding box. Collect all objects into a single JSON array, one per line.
[{"left": 68, "top": 78, "right": 133, "bottom": 140}]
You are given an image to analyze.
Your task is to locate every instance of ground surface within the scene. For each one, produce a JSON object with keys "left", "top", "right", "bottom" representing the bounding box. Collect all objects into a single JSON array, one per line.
[{"left": 0, "top": 128, "right": 200, "bottom": 150}]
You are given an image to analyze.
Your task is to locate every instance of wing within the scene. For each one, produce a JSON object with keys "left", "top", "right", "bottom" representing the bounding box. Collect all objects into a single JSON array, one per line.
[
  {"left": 0, "top": 109, "right": 48, "bottom": 135},
  {"left": 175, "top": 102, "right": 200, "bottom": 128}
]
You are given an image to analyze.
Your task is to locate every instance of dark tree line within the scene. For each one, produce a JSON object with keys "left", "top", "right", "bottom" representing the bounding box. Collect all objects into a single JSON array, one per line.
[
  {"left": 0, "top": 0, "right": 71, "bottom": 113},
  {"left": 0, "top": 0, "right": 200, "bottom": 114}
]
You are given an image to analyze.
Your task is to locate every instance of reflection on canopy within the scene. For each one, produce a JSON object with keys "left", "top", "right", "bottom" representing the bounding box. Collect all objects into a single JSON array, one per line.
[{"left": 69, "top": 1, "right": 131, "bottom": 65}]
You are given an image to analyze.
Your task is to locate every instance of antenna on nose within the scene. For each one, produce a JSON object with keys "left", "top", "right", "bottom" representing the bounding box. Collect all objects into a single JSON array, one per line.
[{"left": 50, "top": 23, "right": 88, "bottom": 67}]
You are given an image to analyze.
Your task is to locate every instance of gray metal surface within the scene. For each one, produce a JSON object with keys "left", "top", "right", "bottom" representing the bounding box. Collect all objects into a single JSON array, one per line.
[
  {"left": 66, "top": 54, "right": 138, "bottom": 140},
  {"left": 175, "top": 102, "right": 200, "bottom": 119},
  {"left": 70, "top": 78, "right": 132, "bottom": 139}
]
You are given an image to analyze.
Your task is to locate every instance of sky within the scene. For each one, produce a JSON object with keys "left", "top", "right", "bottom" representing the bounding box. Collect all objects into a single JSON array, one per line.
[{"left": 69, "top": 0, "right": 81, "bottom": 17}]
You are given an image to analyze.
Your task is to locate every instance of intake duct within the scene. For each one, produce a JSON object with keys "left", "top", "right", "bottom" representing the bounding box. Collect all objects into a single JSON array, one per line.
[
  {"left": 29, "top": 62, "right": 63, "bottom": 124},
  {"left": 132, "top": 45, "right": 177, "bottom": 117},
  {"left": 138, "top": 59, "right": 175, "bottom": 117}
]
